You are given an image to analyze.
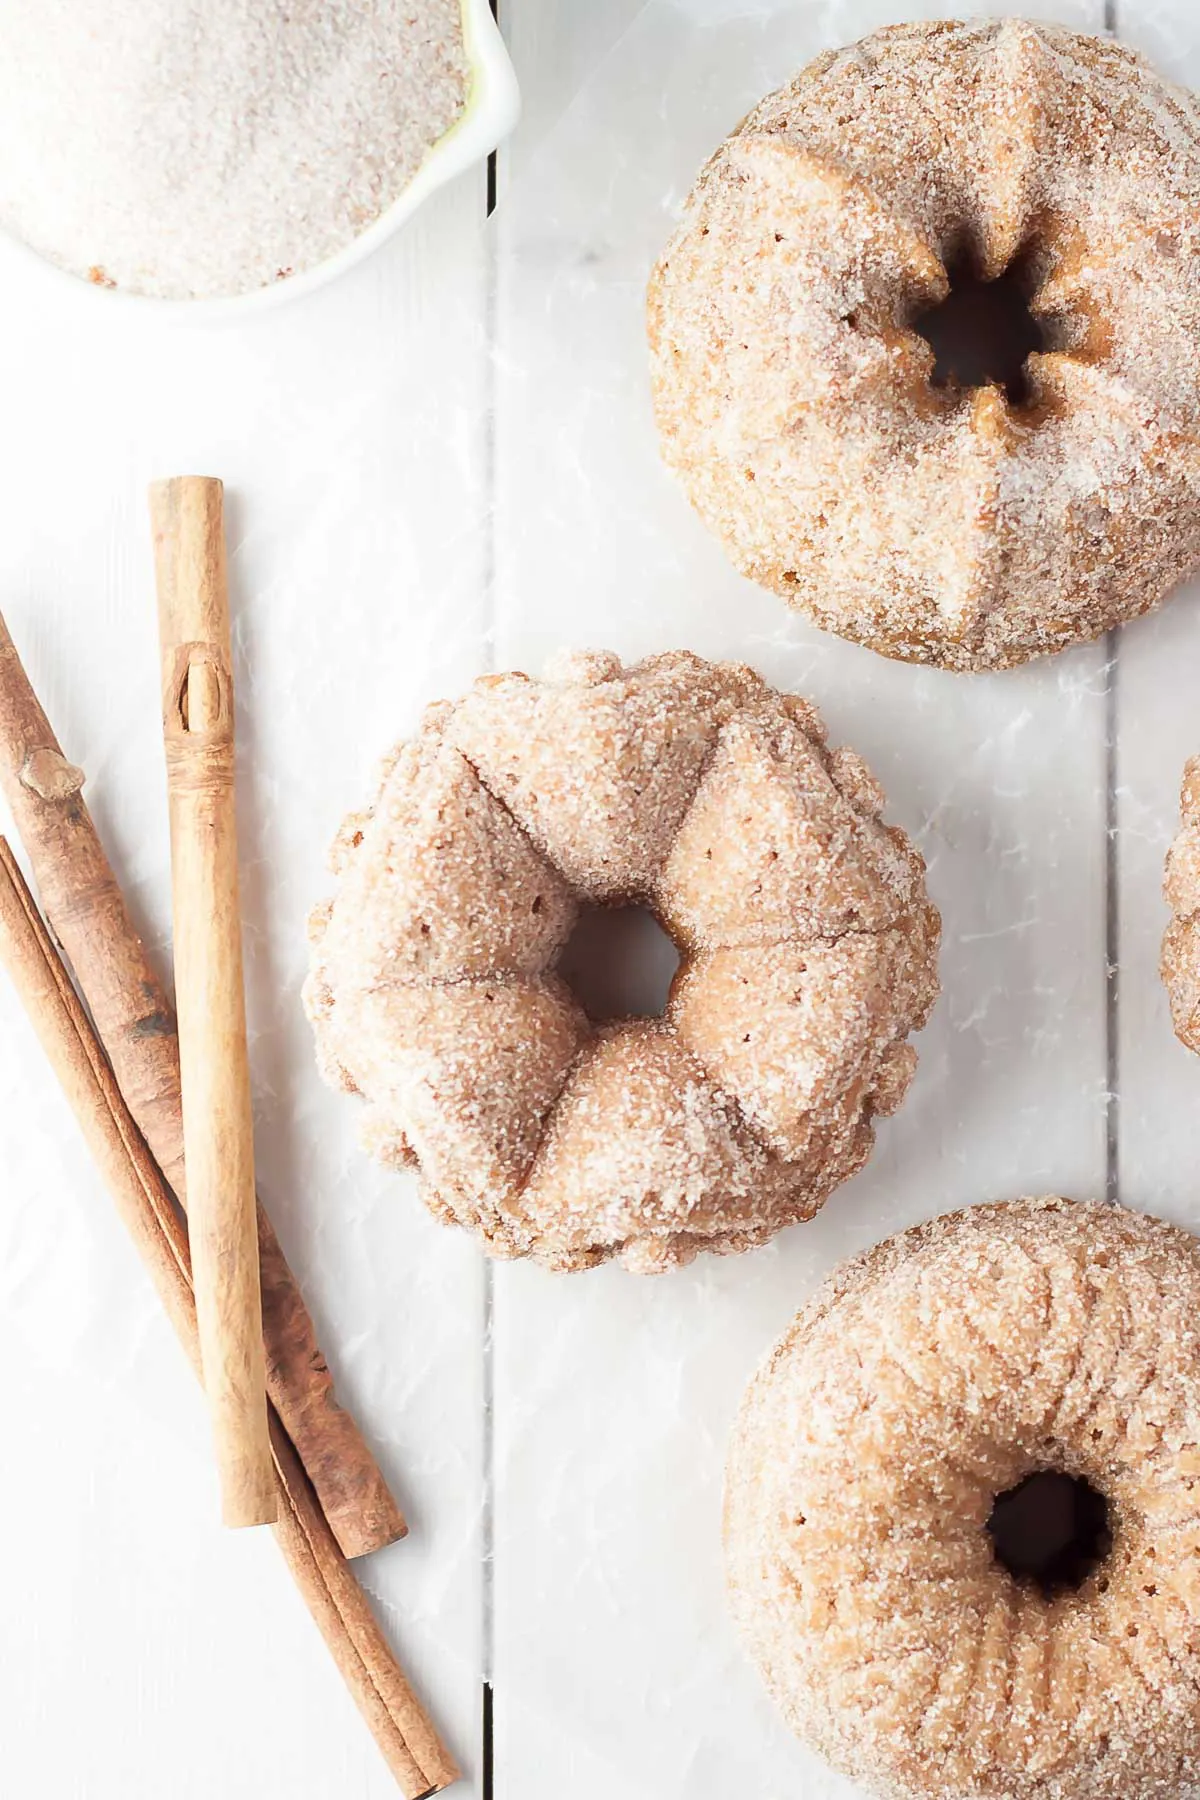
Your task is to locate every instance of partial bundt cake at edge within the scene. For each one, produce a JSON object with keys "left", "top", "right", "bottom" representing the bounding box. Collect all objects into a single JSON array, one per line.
[
  {"left": 1163, "top": 756, "right": 1200, "bottom": 1050},
  {"left": 648, "top": 20, "right": 1200, "bottom": 670},
  {"left": 305, "top": 651, "right": 939, "bottom": 1272}
]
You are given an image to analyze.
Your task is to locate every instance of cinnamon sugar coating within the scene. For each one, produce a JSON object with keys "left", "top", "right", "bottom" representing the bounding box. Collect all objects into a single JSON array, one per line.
[
  {"left": 726, "top": 1197, "right": 1200, "bottom": 1799},
  {"left": 648, "top": 21, "right": 1200, "bottom": 670},
  {"left": 1162, "top": 757, "right": 1200, "bottom": 1051},
  {"left": 304, "top": 651, "right": 939, "bottom": 1271}
]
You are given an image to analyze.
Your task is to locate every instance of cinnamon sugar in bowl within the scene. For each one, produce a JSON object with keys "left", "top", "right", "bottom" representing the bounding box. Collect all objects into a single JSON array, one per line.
[{"left": 0, "top": 0, "right": 518, "bottom": 313}]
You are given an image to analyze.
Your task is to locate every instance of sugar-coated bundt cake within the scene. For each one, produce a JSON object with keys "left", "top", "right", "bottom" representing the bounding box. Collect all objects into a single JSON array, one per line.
[
  {"left": 1163, "top": 756, "right": 1200, "bottom": 1051},
  {"left": 726, "top": 1197, "right": 1200, "bottom": 1800},
  {"left": 305, "top": 651, "right": 939, "bottom": 1272},
  {"left": 648, "top": 20, "right": 1200, "bottom": 671}
]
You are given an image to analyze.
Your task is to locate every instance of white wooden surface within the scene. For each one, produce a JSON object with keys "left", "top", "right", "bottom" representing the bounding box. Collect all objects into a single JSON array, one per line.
[{"left": 0, "top": 2, "right": 1196, "bottom": 1797}]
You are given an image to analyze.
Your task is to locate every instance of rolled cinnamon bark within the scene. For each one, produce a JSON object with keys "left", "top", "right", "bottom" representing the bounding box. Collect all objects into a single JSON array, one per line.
[
  {"left": 0, "top": 606, "right": 406, "bottom": 1556},
  {"left": 0, "top": 842, "right": 456, "bottom": 1796},
  {"left": 151, "top": 476, "right": 275, "bottom": 1529}
]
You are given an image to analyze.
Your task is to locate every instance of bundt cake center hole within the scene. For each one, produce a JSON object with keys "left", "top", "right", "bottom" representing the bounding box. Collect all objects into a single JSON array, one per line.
[
  {"left": 558, "top": 904, "right": 680, "bottom": 1023},
  {"left": 912, "top": 260, "right": 1045, "bottom": 406},
  {"left": 987, "top": 1471, "right": 1111, "bottom": 1595}
]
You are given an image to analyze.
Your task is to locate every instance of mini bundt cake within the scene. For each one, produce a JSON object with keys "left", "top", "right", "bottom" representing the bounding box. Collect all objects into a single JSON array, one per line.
[
  {"left": 726, "top": 1197, "right": 1200, "bottom": 1800},
  {"left": 1163, "top": 756, "right": 1200, "bottom": 1051},
  {"left": 304, "top": 651, "right": 939, "bottom": 1272},
  {"left": 648, "top": 20, "right": 1200, "bottom": 671}
]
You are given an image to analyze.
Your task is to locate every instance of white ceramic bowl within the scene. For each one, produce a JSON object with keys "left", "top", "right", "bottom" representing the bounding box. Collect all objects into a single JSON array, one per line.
[{"left": 0, "top": 0, "right": 519, "bottom": 320}]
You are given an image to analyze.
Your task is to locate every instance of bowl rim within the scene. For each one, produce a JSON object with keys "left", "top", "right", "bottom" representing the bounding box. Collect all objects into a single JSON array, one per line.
[{"left": 0, "top": 0, "right": 519, "bottom": 320}]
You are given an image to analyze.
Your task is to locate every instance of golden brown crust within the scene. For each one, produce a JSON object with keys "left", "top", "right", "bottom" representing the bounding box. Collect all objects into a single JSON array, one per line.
[
  {"left": 726, "top": 1197, "right": 1200, "bottom": 1798},
  {"left": 304, "top": 651, "right": 939, "bottom": 1271},
  {"left": 648, "top": 22, "right": 1200, "bottom": 670}
]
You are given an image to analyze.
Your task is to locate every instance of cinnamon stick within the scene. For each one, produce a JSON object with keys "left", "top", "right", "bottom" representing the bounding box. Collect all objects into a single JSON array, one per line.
[
  {"left": 0, "top": 606, "right": 406, "bottom": 1556},
  {"left": 149, "top": 475, "right": 275, "bottom": 1529},
  {"left": 0, "top": 841, "right": 457, "bottom": 1796}
]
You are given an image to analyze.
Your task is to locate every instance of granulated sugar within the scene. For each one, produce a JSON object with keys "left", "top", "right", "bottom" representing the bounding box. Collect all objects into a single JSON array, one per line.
[{"left": 0, "top": 1, "right": 470, "bottom": 299}]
